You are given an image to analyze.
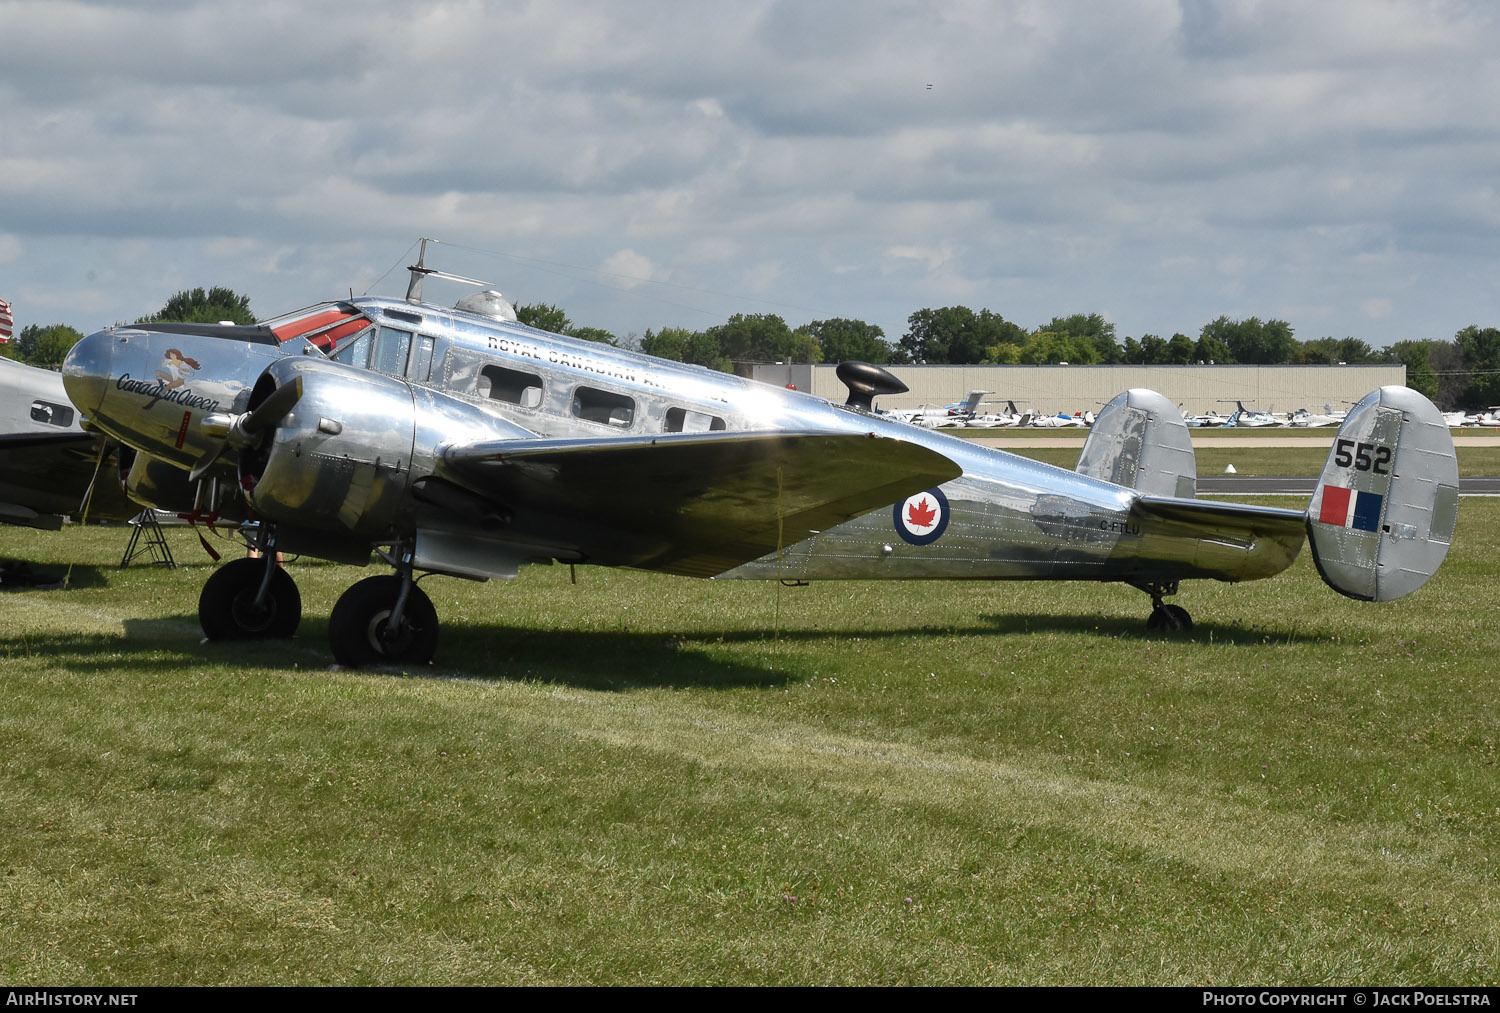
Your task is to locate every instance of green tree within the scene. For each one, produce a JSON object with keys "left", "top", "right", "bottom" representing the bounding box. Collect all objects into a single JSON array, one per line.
[
  {"left": 515, "top": 302, "right": 618, "bottom": 345},
  {"left": 138, "top": 287, "right": 254, "bottom": 325},
  {"left": 1294, "top": 336, "right": 1379, "bottom": 365},
  {"left": 4, "top": 323, "right": 43, "bottom": 362},
  {"left": 640, "top": 327, "right": 730, "bottom": 372},
  {"left": 1455, "top": 325, "right": 1500, "bottom": 410},
  {"left": 1335, "top": 338, "right": 1379, "bottom": 364},
  {"left": 515, "top": 302, "right": 571, "bottom": 334},
  {"left": 564, "top": 325, "right": 618, "bottom": 346},
  {"left": 899, "top": 306, "right": 975, "bottom": 363},
  {"left": 1387, "top": 339, "right": 1438, "bottom": 402},
  {"left": 1138, "top": 334, "right": 1166, "bottom": 364},
  {"left": 1293, "top": 337, "right": 1337, "bottom": 365},
  {"left": 5, "top": 323, "right": 84, "bottom": 365},
  {"left": 1164, "top": 333, "right": 1196, "bottom": 364},
  {"left": 1040, "top": 313, "right": 1121, "bottom": 363},
  {"left": 709, "top": 314, "right": 820, "bottom": 375},
  {"left": 1019, "top": 331, "right": 1101, "bottom": 364},
  {"left": 1199, "top": 315, "right": 1297, "bottom": 364},
  {"left": 1429, "top": 340, "right": 1468, "bottom": 411},
  {"left": 798, "top": 318, "right": 891, "bottom": 363},
  {"left": 899, "top": 306, "right": 1026, "bottom": 363},
  {"left": 1193, "top": 333, "right": 1234, "bottom": 363},
  {"left": 982, "top": 342, "right": 1024, "bottom": 364},
  {"left": 27, "top": 324, "right": 85, "bottom": 366},
  {"left": 640, "top": 326, "right": 690, "bottom": 361}
]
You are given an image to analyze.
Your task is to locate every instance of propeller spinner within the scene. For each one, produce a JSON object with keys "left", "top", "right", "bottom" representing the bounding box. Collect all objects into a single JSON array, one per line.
[{"left": 190, "top": 375, "right": 304, "bottom": 483}]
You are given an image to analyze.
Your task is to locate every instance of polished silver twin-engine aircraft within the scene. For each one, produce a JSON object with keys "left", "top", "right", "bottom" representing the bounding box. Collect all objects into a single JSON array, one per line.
[{"left": 61, "top": 244, "right": 1459, "bottom": 666}]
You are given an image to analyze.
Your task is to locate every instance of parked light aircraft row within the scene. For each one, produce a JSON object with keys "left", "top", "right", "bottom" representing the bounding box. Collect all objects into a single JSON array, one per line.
[
  {"left": 900, "top": 397, "right": 1336, "bottom": 430},
  {"left": 44, "top": 241, "right": 1458, "bottom": 666},
  {"left": 917, "top": 397, "right": 1500, "bottom": 431}
]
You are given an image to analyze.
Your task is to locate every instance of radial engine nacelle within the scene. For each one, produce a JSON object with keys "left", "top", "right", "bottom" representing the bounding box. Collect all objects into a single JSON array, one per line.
[{"left": 237, "top": 356, "right": 534, "bottom": 545}]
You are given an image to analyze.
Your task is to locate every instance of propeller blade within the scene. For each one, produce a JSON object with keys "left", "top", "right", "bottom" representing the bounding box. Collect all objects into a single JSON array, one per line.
[
  {"left": 77, "top": 439, "right": 112, "bottom": 517},
  {"left": 241, "top": 375, "right": 304, "bottom": 436},
  {"left": 187, "top": 442, "right": 228, "bottom": 484}
]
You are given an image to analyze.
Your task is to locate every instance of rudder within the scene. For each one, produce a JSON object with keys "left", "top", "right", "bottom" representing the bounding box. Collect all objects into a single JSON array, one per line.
[{"left": 1307, "top": 386, "right": 1458, "bottom": 601}]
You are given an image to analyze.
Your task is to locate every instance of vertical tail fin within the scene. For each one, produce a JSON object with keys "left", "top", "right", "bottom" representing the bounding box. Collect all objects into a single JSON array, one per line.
[
  {"left": 1307, "top": 386, "right": 1458, "bottom": 601},
  {"left": 1076, "top": 388, "right": 1197, "bottom": 498}
]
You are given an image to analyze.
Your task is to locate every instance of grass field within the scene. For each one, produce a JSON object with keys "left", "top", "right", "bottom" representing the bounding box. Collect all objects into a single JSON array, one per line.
[{"left": 2, "top": 501, "right": 1498, "bottom": 985}]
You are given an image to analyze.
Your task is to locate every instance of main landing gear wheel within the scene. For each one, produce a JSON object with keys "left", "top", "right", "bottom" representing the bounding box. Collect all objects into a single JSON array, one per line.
[
  {"left": 328, "top": 575, "right": 439, "bottom": 667},
  {"left": 1146, "top": 602, "right": 1193, "bottom": 633},
  {"left": 199, "top": 556, "right": 302, "bottom": 640},
  {"left": 1132, "top": 580, "right": 1193, "bottom": 633}
]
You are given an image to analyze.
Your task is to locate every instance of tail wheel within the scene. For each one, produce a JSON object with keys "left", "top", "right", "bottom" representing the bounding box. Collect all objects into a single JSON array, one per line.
[
  {"left": 199, "top": 557, "right": 301, "bottom": 640},
  {"left": 329, "top": 575, "right": 439, "bottom": 667}
]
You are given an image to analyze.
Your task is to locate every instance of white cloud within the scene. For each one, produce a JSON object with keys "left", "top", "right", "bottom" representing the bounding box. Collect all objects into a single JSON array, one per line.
[
  {"left": 599, "top": 248, "right": 658, "bottom": 288},
  {"left": 1, "top": 0, "right": 1497, "bottom": 344}
]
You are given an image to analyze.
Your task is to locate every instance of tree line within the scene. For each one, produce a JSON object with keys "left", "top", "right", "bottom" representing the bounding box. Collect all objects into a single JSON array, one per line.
[{"left": 6, "top": 287, "right": 1498, "bottom": 411}]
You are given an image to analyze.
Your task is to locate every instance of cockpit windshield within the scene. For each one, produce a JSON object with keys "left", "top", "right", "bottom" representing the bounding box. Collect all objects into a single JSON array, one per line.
[{"left": 263, "top": 303, "right": 374, "bottom": 352}]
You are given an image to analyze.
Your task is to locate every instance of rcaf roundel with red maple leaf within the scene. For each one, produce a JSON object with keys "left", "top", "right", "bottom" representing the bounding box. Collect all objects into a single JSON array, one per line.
[{"left": 892, "top": 487, "right": 950, "bottom": 545}]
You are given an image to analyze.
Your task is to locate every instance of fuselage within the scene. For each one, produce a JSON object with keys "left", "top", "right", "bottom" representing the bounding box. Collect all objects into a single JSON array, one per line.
[{"left": 63, "top": 294, "right": 1303, "bottom": 587}]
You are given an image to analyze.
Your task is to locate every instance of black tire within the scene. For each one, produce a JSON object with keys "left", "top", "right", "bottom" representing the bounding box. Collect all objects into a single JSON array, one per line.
[
  {"left": 199, "top": 557, "right": 302, "bottom": 640},
  {"left": 1145, "top": 602, "right": 1193, "bottom": 633},
  {"left": 328, "top": 576, "right": 439, "bottom": 667}
]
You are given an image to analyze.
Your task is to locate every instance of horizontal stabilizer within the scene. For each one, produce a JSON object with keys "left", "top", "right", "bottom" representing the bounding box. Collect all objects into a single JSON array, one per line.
[
  {"left": 1306, "top": 386, "right": 1458, "bottom": 601},
  {"left": 1077, "top": 389, "right": 1197, "bottom": 498},
  {"left": 441, "top": 430, "right": 962, "bottom": 577}
]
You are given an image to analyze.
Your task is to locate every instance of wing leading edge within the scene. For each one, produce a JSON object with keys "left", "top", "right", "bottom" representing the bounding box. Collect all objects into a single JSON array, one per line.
[{"left": 439, "top": 430, "right": 963, "bottom": 577}]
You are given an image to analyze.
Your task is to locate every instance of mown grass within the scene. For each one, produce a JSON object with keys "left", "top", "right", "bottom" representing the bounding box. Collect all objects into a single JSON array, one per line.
[{"left": 1, "top": 504, "right": 1497, "bottom": 985}]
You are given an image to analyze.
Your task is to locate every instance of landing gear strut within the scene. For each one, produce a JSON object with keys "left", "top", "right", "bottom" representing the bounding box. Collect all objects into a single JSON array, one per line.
[
  {"left": 198, "top": 530, "right": 301, "bottom": 640},
  {"left": 1133, "top": 580, "right": 1193, "bottom": 633},
  {"left": 328, "top": 556, "right": 438, "bottom": 667}
]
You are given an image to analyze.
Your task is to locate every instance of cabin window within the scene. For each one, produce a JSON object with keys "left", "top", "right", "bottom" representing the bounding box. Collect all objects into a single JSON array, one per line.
[
  {"left": 479, "top": 364, "right": 543, "bottom": 408},
  {"left": 372, "top": 327, "right": 412, "bottom": 376},
  {"left": 664, "top": 407, "right": 726, "bottom": 433},
  {"left": 572, "top": 386, "right": 635, "bottom": 428},
  {"left": 30, "top": 400, "right": 75, "bottom": 427}
]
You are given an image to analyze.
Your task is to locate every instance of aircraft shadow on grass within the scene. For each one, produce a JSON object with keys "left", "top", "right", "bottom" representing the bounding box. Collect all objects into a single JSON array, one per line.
[
  {"left": 2, "top": 607, "right": 1325, "bottom": 686},
  {"left": 972, "top": 611, "right": 1328, "bottom": 646},
  {"left": 0, "top": 561, "right": 112, "bottom": 591},
  {"left": 338, "top": 609, "right": 1329, "bottom": 688}
]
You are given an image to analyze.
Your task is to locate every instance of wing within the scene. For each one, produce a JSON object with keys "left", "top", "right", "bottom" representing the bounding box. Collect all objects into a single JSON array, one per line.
[
  {"left": 439, "top": 430, "right": 963, "bottom": 577},
  {"left": 0, "top": 432, "right": 94, "bottom": 527}
]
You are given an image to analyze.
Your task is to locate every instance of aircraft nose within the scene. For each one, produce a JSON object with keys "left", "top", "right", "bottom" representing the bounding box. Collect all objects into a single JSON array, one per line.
[{"left": 62, "top": 329, "right": 115, "bottom": 416}]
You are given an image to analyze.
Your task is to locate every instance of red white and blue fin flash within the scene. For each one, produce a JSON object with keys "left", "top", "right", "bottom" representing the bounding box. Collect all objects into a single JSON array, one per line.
[{"left": 1316, "top": 484, "right": 1384, "bottom": 533}]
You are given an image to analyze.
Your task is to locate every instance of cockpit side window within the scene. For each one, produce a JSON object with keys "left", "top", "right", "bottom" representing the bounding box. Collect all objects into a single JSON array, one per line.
[{"left": 372, "top": 327, "right": 412, "bottom": 376}]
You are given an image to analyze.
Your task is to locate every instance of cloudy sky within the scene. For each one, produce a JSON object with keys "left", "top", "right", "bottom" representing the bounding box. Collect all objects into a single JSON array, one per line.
[{"left": 4, "top": 0, "right": 1498, "bottom": 350}]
